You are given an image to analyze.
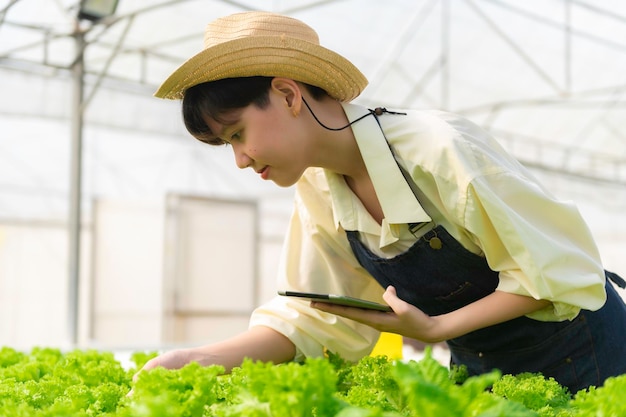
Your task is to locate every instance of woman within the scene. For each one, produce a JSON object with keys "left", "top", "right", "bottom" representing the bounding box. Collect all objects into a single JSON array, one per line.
[{"left": 142, "top": 11, "right": 626, "bottom": 393}]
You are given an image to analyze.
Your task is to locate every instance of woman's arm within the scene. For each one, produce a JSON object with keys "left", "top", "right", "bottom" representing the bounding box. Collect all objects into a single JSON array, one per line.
[
  {"left": 138, "top": 326, "right": 296, "bottom": 374},
  {"left": 426, "top": 288, "right": 552, "bottom": 342},
  {"left": 312, "top": 285, "right": 551, "bottom": 343}
]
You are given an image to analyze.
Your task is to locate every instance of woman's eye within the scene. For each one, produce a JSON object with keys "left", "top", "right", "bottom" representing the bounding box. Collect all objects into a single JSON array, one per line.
[{"left": 230, "top": 131, "right": 241, "bottom": 141}]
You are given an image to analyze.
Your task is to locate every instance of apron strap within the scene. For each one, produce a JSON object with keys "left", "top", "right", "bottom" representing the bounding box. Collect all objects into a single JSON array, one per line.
[{"left": 606, "top": 270, "right": 626, "bottom": 288}]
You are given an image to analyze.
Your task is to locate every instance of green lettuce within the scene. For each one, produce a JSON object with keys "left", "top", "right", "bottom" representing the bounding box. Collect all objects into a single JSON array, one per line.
[{"left": 1, "top": 345, "right": 625, "bottom": 416}]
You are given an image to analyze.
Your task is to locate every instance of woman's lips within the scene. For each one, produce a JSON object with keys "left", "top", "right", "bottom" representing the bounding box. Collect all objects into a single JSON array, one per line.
[{"left": 258, "top": 166, "right": 269, "bottom": 180}]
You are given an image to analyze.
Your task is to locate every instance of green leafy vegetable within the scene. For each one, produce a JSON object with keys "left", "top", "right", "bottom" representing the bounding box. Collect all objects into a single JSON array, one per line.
[
  {"left": 491, "top": 373, "right": 572, "bottom": 417},
  {"left": 0, "top": 345, "right": 622, "bottom": 416},
  {"left": 570, "top": 374, "right": 626, "bottom": 417}
]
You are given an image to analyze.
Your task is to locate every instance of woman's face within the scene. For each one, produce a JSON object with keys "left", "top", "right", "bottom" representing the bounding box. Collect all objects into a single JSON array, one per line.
[{"left": 204, "top": 88, "right": 311, "bottom": 188}]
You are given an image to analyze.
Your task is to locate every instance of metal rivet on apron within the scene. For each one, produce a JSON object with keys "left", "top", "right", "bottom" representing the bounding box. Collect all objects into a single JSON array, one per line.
[
  {"left": 478, "top": 352, "right": 484, "bottom": 358},
  {"left": 423, "top": 228, "right": 443, "bottom": 250},
  {"left": 429, "top": 236, "right": 442, "bottom": 250}
]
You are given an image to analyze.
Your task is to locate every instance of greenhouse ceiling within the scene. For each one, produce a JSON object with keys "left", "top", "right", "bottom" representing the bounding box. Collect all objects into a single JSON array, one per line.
[{"left": 1, "top": 0, "right": 626, "bottom": 186}]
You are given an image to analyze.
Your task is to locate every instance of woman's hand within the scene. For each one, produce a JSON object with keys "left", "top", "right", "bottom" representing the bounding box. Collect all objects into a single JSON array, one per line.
[
  {"left": 139, "top": 348, "right": 195, "bottom": 372},
  {"left": 311, "top": 286, "right": 444, "bottom": 343},
  {"left": 130, "top": 348, "right": 196, "bottom": 388},
  {"left": 312, "top": 285, "right": 552, "bottom": 343}
]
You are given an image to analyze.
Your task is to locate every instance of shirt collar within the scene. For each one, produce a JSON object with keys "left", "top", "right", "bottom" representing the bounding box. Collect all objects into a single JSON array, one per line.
[{"left": 326, "top": 103, "right": 432, "bottom": 231}]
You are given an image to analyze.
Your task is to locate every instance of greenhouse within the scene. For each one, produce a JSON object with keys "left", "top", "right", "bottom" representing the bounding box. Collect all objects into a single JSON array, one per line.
[{"left": 1, "top": 0, "right": 626, "bottom": 415}]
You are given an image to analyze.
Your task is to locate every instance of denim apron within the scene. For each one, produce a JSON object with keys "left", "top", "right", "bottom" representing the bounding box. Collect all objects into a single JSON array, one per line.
[{"left": 344, "top": 113, "right": 626, "bottom": 393}]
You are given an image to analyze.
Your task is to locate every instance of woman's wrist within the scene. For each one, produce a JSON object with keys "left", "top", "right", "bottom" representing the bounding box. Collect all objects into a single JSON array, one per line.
[{"left": 415, "top": 315, "right": 449, "bottom": 344}]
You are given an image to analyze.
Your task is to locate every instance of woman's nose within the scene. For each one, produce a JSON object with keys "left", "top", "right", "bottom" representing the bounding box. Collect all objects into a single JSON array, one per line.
[{"left": 232, "top": 144, "right": 252, "bottom": 169}]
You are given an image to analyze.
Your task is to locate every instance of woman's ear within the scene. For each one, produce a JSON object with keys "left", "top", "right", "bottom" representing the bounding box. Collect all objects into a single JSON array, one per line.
[{"left": 271, "top": 77, "right": 302, "bottom": 117}]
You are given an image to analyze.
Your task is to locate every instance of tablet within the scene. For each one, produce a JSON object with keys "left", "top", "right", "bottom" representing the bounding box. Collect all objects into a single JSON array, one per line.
[{"left": 278, "top": 290, "right": 392, "bottom": 312}]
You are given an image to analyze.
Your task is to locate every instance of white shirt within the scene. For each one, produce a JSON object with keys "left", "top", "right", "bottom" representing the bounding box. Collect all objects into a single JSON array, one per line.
[{"left": 250, "top": 103, "right": 607, "bottom": 362}]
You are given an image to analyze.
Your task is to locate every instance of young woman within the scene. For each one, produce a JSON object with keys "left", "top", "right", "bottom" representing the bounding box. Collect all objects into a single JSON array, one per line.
[{"left": 141, "top": 11, "right": 626, "bottom": 393}]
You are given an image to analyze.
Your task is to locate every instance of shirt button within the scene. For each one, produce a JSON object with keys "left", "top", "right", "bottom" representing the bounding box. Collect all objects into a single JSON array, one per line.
[{"left": 478, "top": 352, "right": 484, "bottom": 358}]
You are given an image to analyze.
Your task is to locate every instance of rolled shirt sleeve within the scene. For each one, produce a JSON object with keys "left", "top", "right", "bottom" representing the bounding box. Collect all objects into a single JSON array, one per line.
[{"left": 465, "top": 173, "right": 607, "bottom": 321}]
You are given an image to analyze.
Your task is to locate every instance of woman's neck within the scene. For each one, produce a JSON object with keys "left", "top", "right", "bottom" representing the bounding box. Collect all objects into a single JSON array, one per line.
[{"left": 303, "top": 97, "right": 366, "bottom": 178}]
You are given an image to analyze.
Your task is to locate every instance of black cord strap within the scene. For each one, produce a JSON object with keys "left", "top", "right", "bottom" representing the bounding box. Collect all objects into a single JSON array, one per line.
[{"left": 302, "top": 98, "right": 406, "bottom": 131}]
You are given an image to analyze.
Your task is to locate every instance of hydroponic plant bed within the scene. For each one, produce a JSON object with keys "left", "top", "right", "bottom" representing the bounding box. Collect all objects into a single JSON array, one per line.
[{"left": 0, "top": 346, "right": 624, "bottom": 417}]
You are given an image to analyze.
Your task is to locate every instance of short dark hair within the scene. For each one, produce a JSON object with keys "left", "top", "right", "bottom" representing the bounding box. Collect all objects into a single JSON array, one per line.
[{"left": 182, "top": 76, "right": 327, "bottom": 145}]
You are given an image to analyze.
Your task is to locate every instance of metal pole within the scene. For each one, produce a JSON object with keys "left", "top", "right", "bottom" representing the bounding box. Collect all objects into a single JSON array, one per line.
[
  {"left": 441, "top": 0, "right": 450, "bottom": 110},
  {"left": 68, "top": 26, "right": 85, "bottom": 346}
]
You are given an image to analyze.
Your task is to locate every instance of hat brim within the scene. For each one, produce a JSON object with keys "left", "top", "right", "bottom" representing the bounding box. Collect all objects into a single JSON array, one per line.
[{"left": 154, "top": 36, "right": 368, "bottom": 102}]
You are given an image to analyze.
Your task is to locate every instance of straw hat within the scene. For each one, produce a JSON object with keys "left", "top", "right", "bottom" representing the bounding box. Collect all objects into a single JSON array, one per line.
[{"left": 154, "top": 11, "right": 368, "bottom": 102}]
